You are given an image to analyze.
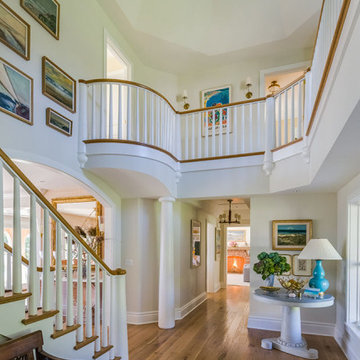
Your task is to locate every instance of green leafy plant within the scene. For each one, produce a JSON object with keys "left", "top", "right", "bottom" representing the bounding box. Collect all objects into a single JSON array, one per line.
[{"left": 253, "top": 252, "right": 291, "bottom": 280}]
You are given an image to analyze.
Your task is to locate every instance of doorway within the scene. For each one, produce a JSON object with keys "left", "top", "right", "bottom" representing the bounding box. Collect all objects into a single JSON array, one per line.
[{"left": 226, "top": 226, "right": 250, "bottom": 286}]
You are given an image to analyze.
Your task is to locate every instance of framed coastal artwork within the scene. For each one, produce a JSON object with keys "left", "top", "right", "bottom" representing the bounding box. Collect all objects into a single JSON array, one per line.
[
  {"left": 292, "top": 254, "right": 312, "bottom": 276},
  {"left": 42, "top": 57, "right": 76, "bottom": 113},
  {"left": 20, "top": 0, "right": 60, "bottom": 40},
  {"left": 191, "top": 220, "right": 201, "bottom": 268},
  {"left": 272, "top": 220, "right": 312, "bottom": 251},
  {"left": 215, "top": 228, "right": 221, "bottom": 259},
  {"left": 0, "top": 57, "right": 33, "bottom": 124},
  {"left": 201, "top": 85, "right": 231, "bottom": 136},
  {"left": 0, "top": 1, "right": 30, "bottom": 60},
  {"left": 46, "top": 108, "right": 72, "bottom": 136}
]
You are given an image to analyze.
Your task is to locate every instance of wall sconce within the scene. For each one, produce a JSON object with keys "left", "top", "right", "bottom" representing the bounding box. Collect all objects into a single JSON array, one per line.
[
  {"left": 245, "top": 77, "right": 253, "bottom": 99},
  {"left": 182, "top": 90, "right": 190, "bottom": 110},
  {"left": 268, "top": 80, "right": 280, "bottom": 95}
]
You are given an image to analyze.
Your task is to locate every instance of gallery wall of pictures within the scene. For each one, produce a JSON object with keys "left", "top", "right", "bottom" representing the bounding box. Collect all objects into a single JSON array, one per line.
[
  {"left": 0, "top": 0, "right": 76, "bottom": 137},
  {"left": 272, "top": 219, "right": 313, "bottom": 277}
]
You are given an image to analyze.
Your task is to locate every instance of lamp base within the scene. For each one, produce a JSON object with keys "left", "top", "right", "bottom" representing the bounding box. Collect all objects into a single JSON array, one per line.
[{"left": 309, "top": 260, "right": 329, "bottom": 295}]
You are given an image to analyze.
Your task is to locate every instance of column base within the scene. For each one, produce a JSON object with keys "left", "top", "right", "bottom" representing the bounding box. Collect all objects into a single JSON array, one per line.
[{"left": 261, "top": 337, "right": 318, "bottom": 359}]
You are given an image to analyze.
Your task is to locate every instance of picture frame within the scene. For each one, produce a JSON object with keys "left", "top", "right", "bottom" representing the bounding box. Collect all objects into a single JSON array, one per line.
[
  {"left": 0, "top": 57, "right": 33, "bottom": 125},
  {"left": 201, "top": 85, "right": 231, "bottom": 136},
  {"left": 215, "top": 228, "right": 221, "bottom": 260},
  {"left": 292, "top": 254, "right": 312, "bottom": 276},
  {"left": 272, "top": 219, "right": 313, "bottom": 251},
  {"left": 42, "top": 56, "right": 76, "bottom": 113},
  {"left": 282, "top": 254, "right": 292, "bottom": 276},
  {"left": 0, "top": 1, "right": 30, "bottom": 60},
  {"left": 20, "top": 0, "right": 60, "bottom": 40},
  {"left": 46, "top": 108, "right": 72, "bottom": 136},
  {"left": 191, "top": 219, "right": 201, "bottom": 268}
]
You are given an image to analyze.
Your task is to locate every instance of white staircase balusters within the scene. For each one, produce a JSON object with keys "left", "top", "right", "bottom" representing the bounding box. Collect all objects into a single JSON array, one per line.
[
  {"left": 43, "top": 208, "right": 51, "bottom": 312},
  {"left": 66, "top": 234, "right": 74, "bottom": 327},
  {"left": 76, "top": 243, "right": 84, "bottom": 343},
  {"left": 0, "top": 160, "right": 4, "bottom": 297},
  {"left": 109, "top": 84, "right": 114, "bottom": 139},
  {"left": 55, "top": 222, "right": 63, "bottom": 331},
  {"left": 29, "top": 194, "right": 37, "bottom": 315},
  {"left": 298, "top": 81, "right": 303, "bottom": 139},
  {"left": 101, "top": 273, "right": 108, "bottom": 348},
  {"left": 136, "top": 87, "right": 140, "bottom": 142},
  {"left": 127, "top": 85, "right": 132, "bottom": 141},
  {"left": 94, "top": 263, "right": 101, "bottom": 352},
  {"left": 144, "top": 90, "right": 148, "bottom": 144},
  {"left": 118, "top": 84, "right": 123, "bottom": 140},
  {"left": 150, "top": 93, "right": 155, "bottom": 146},
  {"left": 92, "top": 84, "right": 97, "bottom": 139},
  {"left": 240, "top": 104, "right": 245, "bottom": 153},
  {"left": 225, "top": 107, "right": 230, "bottom": 155},
  {"left": 219, "top": 109, "right": 223, "bottom": 156},
  {"left": 86, "top": 252, "right": 92, "bottom": 339},
  {"left": 13, "top": 177, "right": 21, "bottom": 294},
  {"left": 184, "top": 115, "right": 189, "bottom": 160},
  {"left": 233, "top": 106, "right": 238, "bottom": 154},
  {"left": 291, "top": 86, "right": 295, "bottom": 142}
]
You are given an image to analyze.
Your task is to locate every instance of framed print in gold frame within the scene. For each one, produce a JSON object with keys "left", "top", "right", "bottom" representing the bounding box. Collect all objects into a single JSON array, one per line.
[
  {"left": 0, "top": 57, "right": 33, "bottom": 125},
  {"left": 0, "top": 1, "right": 30, "bottom": 60},
  {"left": 46, "top": 107, "right": 72, "bottom": 136},
  {"left": 42, "top": 56, "right": 76, "bottom": 113},
  {"left": 292, "top": 254, "right": 312, "bottom": 276},
  {"left": 272, "top": 220, "right": 312, "bottom": 251},
  {"left": 191, "top": 219, "right": 201, "bottom": 268},
  {"left": 20, "top": 0, "right": 60, "bottom": 40}
]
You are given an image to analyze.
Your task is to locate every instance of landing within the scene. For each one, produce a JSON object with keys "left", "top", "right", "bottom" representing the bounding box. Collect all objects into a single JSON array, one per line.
[{"left": 128, "top": 286, "right": 345, "bottom": 360}]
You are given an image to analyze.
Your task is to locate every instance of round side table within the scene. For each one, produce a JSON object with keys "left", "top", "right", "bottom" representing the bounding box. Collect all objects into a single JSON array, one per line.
[{"left": 253, "top": 289, "right": 334, "bottom": 359}]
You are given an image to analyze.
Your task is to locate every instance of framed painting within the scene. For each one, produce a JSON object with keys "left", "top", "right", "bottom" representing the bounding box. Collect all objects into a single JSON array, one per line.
[
  {"left": 20, "top": 0, "right": 60, "bottom": 40},
  {"left": 292, "top": 254, "right": 312, "bottom": 276},
  {"left": 0, "top": 57, "right": 33, "bottom": 124},
  {"left": 0, "top": 1, "right": 30, "bottom": 60},
  {"left": 201, "top": 85, "right": 231, "bottom": 136},
  {"left": 46, "top": 107, "right": 72, "bottom": 136},
  {"left": 215, "top": 228, "right": 221, "bottom": 259},
  {"left": 191, "top": 219, "right": 201, "bottom": 268},
  {"left": 42, "top": 56, "right": 76, "bottom": 113},
  {"left": 272, "top": 220, "right": 312, "bottom": 251}
]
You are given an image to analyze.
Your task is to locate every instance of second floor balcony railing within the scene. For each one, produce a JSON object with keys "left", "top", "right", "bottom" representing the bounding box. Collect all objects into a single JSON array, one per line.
[{"left": 78, "top": 0, "right": 350, "bottom": 166}]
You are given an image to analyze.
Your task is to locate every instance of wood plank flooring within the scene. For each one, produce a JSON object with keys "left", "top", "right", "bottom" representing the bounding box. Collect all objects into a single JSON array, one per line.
[{"left": 128, "top": 286, "right": 346, "bottom": 360}]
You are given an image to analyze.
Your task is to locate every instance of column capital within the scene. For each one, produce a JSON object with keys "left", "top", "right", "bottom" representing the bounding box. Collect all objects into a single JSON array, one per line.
[{"left": 158, "top": 196, "right": 176, "bottom": 203}]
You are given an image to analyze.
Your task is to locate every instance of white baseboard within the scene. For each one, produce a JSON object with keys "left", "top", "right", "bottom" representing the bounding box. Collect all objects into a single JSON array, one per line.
[
  {"left": 247, "top": 315, "right": 335, "bottom": 336},
  {"left": 127, "top": 292, "right": 207, "bottom": 325},
  {"left": 335, "top": 324, "right": 360, "bottom": 360}
]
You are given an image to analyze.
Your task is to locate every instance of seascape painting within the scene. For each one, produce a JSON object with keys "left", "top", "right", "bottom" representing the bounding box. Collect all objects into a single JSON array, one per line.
[
  {"left": 0, "top": 1, "right": 30, "bottom": 60},
  {"left": 0, "top": 57, "right": 33, "bottom": 124},
  {"left": 272, "top": 220, "right": 312, "bottom": 251},
  {"left": 42, "top": 57, "right": 76, "bottom": 113},
  {"left": 21, "top": 0, "right": 60, "bottom": 39},
  {"left": 201, "top": 85, "right": 231, "bottom": 136},
  {"left": 46, "top": 108, "right": 72, "bottom": 136}
]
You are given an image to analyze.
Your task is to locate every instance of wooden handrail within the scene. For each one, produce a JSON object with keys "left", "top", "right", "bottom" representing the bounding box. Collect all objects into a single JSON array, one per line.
[
  {"left": 3, "top": 243, "right": 55, "bottom": 272},
  {"left": 271, "top": 75, "right": 306, "bottom": 98},
  {"left": 306, "top": 0, "right": 351, "bottom": 136},
  {"left": 0, "top": 148, "right": 126, "bottom": 276}
]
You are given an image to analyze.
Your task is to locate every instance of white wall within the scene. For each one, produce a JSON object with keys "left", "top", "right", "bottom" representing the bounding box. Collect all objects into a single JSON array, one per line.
[
  {"left": 249, "top": 193, "right": 338, "bottom": 334},
  {"left": 336, "top": 172, "right": 360, "bottom": 360}
]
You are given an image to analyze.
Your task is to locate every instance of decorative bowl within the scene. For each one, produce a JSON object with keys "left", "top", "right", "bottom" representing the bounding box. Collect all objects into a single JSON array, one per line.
[
  {"left": 260, "top": 286, "right": 281, "bottom": 293},
  {"left": 278, "top": 277, "right": 308, "bottom": 294}
]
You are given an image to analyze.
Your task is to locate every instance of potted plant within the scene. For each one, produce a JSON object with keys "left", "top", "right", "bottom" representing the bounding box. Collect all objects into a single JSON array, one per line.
[{"left": 253, "top": 252, "right": 290, "bottom": 287}]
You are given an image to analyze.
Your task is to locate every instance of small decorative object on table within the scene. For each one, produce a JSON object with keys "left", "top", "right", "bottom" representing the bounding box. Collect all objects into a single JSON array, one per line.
[
  {"left": 259, "top": 286, "right": 280, "bottom": 293},
  {"left": 278, "top": 276, "right": 308, "bottom": 297},
  {"left": 253, "top": 252, "right": 291, "bottom": 287}
]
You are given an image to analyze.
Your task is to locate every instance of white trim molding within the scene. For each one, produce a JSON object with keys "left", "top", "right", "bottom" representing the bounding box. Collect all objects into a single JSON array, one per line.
[
  {"left": 127, "top": 292, "right": 207, "bottom": 325},
  {"left": 335, "top": 323, "right": 360, "bottom": 360},
  {"left": 247, "top": 315, "right": 335, "bottom": 336}
]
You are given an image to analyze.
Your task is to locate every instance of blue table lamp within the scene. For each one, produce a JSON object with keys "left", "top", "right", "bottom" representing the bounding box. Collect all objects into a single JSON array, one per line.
[{"left": 298, "top": 239, "right": 342, "bottom": 296}]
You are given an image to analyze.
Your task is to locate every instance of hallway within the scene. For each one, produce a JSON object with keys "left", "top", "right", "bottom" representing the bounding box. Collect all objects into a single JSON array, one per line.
[{"left": 127, "top": 286, "right": 346, "bottom": 360}]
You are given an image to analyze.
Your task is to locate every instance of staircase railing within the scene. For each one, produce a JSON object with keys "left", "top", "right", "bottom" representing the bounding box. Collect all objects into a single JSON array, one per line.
[
  {"left": 78, "top": 0, "right": 350, "bottom": 169},
  {"left": 0, "top": 148, "right": 128, "bottom": 360}
]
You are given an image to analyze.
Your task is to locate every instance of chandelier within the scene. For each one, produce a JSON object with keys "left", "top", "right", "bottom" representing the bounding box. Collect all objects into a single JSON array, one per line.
[{"left": 218, "top": 199, "right": 241, "bottom": 224}]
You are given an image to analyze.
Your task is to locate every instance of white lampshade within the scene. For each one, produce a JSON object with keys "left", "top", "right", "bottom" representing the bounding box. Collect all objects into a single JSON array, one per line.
[{"left": 298, "top": 238, "right": 342, "bottom": 260}]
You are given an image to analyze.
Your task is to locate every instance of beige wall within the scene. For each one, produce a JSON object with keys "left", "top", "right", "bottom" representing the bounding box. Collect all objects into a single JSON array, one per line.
[{"left": 249, "top": 193, "right": 338, "bottom": 325}]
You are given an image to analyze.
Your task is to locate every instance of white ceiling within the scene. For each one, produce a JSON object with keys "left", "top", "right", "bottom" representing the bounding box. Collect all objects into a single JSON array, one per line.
[{"left": 99, "top": 0, "right": 322, "bottom": 74}]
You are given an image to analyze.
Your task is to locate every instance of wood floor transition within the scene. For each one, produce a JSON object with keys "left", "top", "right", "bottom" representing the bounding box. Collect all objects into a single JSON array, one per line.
[{"left": 127, "top": 286, "right": 346, "bottom": 360}]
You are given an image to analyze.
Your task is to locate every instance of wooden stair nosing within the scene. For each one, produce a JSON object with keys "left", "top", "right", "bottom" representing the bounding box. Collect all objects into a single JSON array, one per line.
[
  {"left": 51, "top": 324, "right": 81, "bottom": 339},
  {"left": 113, "top": 357, "right": 121, "bottom": 360},
  {"left": 93, "top": 345, "right": 113, "bottom": 359},
  {"left": 22, "top": 310, "right": 59, "bottom": 325},
  {"left": 0, "top": 292, "right": 31, "bottom": 305},
  {"left": 74, "top": 335, "right": 98, "bottom": 350}
]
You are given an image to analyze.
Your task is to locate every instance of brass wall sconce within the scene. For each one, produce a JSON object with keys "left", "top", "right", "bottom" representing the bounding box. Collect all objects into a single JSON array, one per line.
[
  {"left": 245, "top": 77, "right": 253, "bottom": 99},
  {"left": 182, "top": 90, "right": 190, "bottom": 110}
]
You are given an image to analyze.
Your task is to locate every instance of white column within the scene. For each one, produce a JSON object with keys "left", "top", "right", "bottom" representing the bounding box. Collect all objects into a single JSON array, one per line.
[{"left": 158, "top": 197, "right": 176, "bottom": 329}]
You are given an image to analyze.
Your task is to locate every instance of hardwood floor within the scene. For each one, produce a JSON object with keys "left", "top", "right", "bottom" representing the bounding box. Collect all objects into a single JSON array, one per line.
[{"left": 128, "top": 286, "right": 346, "bottom": 360}]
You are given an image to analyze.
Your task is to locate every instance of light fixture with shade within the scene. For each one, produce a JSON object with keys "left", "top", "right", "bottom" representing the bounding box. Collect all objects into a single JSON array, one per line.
[
  {"left": 298, "top": 238, "right": 342, "bottom": 296},
  {"left": 268, "top": 80, "right": 280, "bottom": 95}
]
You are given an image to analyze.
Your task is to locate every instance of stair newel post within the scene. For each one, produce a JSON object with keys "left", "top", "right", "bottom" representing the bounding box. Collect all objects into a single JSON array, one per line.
[
  {"left": 66, "top": 234, "right": 74, "bottom": 327},
  {"left": 78, "top": 81, "right": 88, "bottom": 168},
  {"left": 55, "top": 221, "right": 63, "bottom": 331},
  {"left": 42, "top": 208, "right": 51, "bottom": 312},
  {"left": 0, "top": 161, "right": 4, "bottom": 297},
  {"left": 76, "top": 243, "right": 84, "bottom": 343},
  {"left": 263, "top": 96, "right": 275, "bottom": 176},
  {"left": 13, "top": 177, "right": 21, "bottom": 294},
  {"left": 29, "top": 194, "right": 37, "bottom": 316},
  {"left": 111, "top": 269, "right": 128, "bottom": 360},
  {"left": 85, "top": 252, "right": 92, "bottom": 338}
]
